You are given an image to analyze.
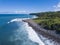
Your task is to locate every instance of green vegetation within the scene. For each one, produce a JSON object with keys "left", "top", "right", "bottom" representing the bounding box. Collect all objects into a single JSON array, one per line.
[{"left": 30, "top": 11, "right": 60, "bottom": 34}]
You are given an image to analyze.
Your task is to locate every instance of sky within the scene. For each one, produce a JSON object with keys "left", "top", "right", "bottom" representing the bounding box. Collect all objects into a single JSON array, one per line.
[{"left": 0, "top": 0, "right": 60, "bottom": 14}]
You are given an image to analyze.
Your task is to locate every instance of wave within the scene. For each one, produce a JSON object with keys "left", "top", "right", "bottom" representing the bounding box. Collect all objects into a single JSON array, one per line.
[
  {"left": 32, "top": 15, "right": 38, "bottom": 19},
  {"left": 9, "top": 18, "right": 59, "bottom": 45},
  {"left": 23, "top": 22, "right": 45, "bottom": 45},
  {"left": 7, "top": 18, "right": 30, "bottom": 24},
  {"left": 6, "top": 18, "right": 44, "bottom": 45},
  {"left": 7, "top": 15, "right": 37, "bottom": 24},
  {"left": 1, "top": 18, "right": 58, "bottom": 45}
]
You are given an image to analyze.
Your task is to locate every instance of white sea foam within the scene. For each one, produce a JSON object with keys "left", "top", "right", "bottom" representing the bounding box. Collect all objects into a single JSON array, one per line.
[
  {"left": 9, "top": 18, "right": 45, "bottom": 45},
  {"left": 40, "top": 35, "right": 59, "bottom": 45},
  {"left": 7, "top": 18, "right": 30, "bottom": 24},
  {"left": 6, "top": 18, "right": 59, "bottom": 45},
  {"left": 23, "top": 22, "right": 45, "bottom": 45},
  {"left": 32, "top": 15, "right": 38, "bottom": 18},
  {"left": 7, "top": 15, "right": 37, "bottom": 24},
  {"left": 7, "top": 18, "right": 22, "bottom": 23}
]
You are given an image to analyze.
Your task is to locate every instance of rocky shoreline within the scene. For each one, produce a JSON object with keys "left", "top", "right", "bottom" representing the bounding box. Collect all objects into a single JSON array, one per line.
[{"left": 23, "top": 19, "right": 60, "bottom": 44}]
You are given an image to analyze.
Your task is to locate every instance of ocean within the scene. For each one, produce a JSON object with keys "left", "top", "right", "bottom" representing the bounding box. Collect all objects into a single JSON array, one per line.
[
  {"left": 0, "top": 14, "right": 59, "bottom": 45},
  {"left": 0, "top": 14, "right": 44, "bottom": 45}
]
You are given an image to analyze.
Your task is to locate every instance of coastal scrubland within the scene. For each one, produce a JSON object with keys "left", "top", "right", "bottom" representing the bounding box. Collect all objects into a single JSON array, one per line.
[{"left": 30, "top": 11, "right": 60, "bottom": 34}]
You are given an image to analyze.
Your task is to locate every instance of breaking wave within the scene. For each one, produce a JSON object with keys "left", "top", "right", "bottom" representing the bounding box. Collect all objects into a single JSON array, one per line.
[{"left": 0, "top": 18, "right": 44, "bottom": 45}]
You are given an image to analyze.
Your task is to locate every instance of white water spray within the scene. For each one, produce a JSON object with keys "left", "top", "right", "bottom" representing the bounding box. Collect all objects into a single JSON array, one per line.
[
  {"left": 8, "top": 18, "right": 45, "bottom": 45},
  {"left": 23, "top": 22, "right": 45, "bottom": 45}
]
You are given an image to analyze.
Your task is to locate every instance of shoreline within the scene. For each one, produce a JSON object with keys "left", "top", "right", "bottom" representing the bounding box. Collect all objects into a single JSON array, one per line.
[{"left": 23, "top": 19, "right": 60, "bottom": 44}]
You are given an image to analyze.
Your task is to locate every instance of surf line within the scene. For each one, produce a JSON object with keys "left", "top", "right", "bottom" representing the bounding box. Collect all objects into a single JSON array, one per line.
[
  {"left": 8, "top": 18, "right": 45, "bottom": 45},
  {"left": 23, "top": 20, "right": 45, "bottom": 45}
]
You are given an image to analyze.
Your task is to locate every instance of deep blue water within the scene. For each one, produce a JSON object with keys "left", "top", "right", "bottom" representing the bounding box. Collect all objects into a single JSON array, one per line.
[{"left": 0, "top": 14, "right": 40, "bottom": 45}]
